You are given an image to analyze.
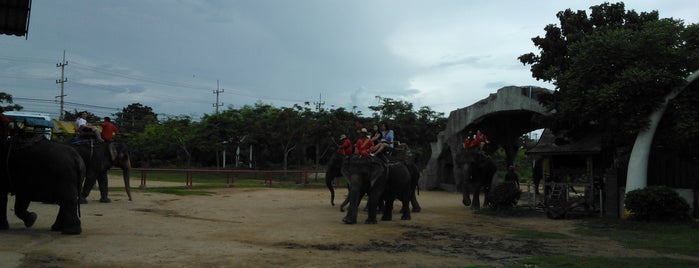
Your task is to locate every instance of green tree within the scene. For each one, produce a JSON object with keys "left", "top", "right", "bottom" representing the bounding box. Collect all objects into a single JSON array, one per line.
[
  {"left": 519, "top": 2, "right": 699, "bottom": 192},
  {"left": 63, "top": 109, "right": 100, "bottom": 123},
  {"left": 0, "top": 92, "right": 22, "bottom": 111},
  {"left": 114, "top": 103, "right": 158, "bottom": 133},
  {"left": 369, "top": 97, "right": 446, "bottom": 165}
]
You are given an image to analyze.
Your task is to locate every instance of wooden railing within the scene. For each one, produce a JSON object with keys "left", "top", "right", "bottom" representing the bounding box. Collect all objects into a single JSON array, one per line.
[{"left": 128, "top": 168, "right": 326, "bottom": 189}]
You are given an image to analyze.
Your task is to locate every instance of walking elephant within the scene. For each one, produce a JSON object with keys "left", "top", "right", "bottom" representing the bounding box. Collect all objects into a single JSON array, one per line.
[
  {"left": 327, "top": 152, "right": 421, "bottom": 213},
  {"left": 0, "top": 137, "right": 85, "bottom": 234},
  {"left": 456, "top": 148, "right": 497, "bottom": 210},
  {"left": 71, "top": 140, "right": 132, "bottom": 203},
  {"left": 341, "top": 155, "right": 412, "bottom": 224}
]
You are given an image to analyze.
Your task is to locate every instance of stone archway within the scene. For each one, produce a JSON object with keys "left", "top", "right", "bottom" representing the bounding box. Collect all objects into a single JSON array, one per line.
[{"left": 421, "top": 86, "right": 552, "bottom": 191}]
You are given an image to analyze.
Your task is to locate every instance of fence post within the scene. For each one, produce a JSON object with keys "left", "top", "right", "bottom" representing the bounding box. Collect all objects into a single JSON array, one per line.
[
  {"left": 139, "top": 169, "right": 147, "bottom": 189},
  {"left": 227, "top": 171, "right": 235, "bottom": 188},
  {"left": 186, "top": 171, "right": 193, "bottom": 189}
]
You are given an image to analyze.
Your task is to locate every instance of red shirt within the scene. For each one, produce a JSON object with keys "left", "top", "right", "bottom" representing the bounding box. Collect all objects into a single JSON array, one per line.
[
  {"left": 100, "top": 121, "right": 119, "bottom": 142},
  {"left": 354, "top": 136, "right": 374, "bottom": 158},
  {"left": 337, "top": 138, "right": 352, "bottom": 155}
]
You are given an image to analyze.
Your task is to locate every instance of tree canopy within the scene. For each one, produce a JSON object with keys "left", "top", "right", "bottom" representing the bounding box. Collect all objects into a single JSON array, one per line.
[
  {"left": 118, "top": 99, "right": 445, "bottom": 170},
  {"left": 519, "top": 2, "right": 699, "bottom": 151},
  {"left": 114, "top": 103, "right": 158, "bottom": 133},
  {"left": 0, "top": 92, "right": 22, "bottom": 111}
]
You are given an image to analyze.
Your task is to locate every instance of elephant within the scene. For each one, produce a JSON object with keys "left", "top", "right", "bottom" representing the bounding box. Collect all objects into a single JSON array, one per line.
[
  {"left": 341, "top": 155, "right": 412, "bottom": 224},
  {"left": 71, "top": 139, "right": 132, "bottom": 203},
  {"left": 456, "top": 148, "right": 497, "bottom": 210},
  {"left": 0, "top": 136, "right": 86, "bottom": 234},
  {"left": 327, "top": 151, "right": 421, "bottom": 213}
]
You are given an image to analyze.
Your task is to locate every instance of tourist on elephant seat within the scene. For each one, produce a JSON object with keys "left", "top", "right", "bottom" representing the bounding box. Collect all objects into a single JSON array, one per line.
[
  {"left": 472, "top": 129, "right": 489, "bottom": 151},
  {"left": 354, "top": 128, "right": 374, "bottom": 158},
  {"left": 100, "top": 117, "right": 119, "bottom": 142},
  {"left": 337, "top": 134, "right": 352, "bottom": 157},
  {"left": 75, "top": 111, "right": 104, "bottom": 142},
  {"left": 463, "top": 131, "right": 474, "bottom": 149},
  {"left": 370, "top": 122, "right": 394, "bottom": 157},
  {"left": 370, "top": 124, "right": 382, "bottom": 144}
]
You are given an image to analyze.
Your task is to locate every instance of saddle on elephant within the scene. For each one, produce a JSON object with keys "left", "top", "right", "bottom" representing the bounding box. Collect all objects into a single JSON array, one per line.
[{"left": 70, "top": 137, "right": 117, "bottom": 162}]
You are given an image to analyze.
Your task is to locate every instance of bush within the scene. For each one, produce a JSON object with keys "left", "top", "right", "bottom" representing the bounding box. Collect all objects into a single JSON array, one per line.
[
  {"left": 624, "top": 186, "right": 690, "bottom": 221},
  {"left": 485, "top": 182, "right": 521, "bottom": 211}
]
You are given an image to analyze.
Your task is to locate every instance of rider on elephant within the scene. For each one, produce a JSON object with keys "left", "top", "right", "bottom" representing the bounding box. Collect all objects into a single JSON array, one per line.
[
  {"left": 75, "top": 111, "right": 104, "bottom": 142},
  {"left": 472, "top": 129, "right": 489, "bottom": 151},
  {"left": 99, "top": 117, "right": 119, "bottom": 142},
  {"left": 370, "top": 122, "right": 394, "bottom": 157},
  {"left": 337, "top": 134, "right": 352, "bottom": 156},
  {"left": 354, "top": 128, "right": 374, "bottom": 158}
]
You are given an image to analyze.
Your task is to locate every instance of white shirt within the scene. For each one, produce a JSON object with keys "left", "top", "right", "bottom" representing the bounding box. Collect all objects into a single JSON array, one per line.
[{"left": 75, "top": 117, "right": 87, "bottom": 130}]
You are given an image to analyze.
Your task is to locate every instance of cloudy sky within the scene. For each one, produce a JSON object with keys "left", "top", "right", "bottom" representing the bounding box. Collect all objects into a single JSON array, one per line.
[{"left": 1, "top": 0, "right": 697, "bottom": 120}]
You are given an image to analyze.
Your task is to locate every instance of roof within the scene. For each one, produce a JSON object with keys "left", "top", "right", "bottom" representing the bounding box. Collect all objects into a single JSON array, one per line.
[
  {"left": 0, "top": 0, "right": 32, "bottom": 37},
  {"left": 526, "top": 128, "right": 602, "bottom": 156},
  {"left": 53, "top": 120, "right": 76, "bottom": 134},
  {"left": 6, "top": 113, "right": 55, "bottom": 128}
]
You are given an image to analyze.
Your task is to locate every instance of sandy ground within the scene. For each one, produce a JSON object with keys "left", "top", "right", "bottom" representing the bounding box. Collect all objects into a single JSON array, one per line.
[{"left": 0, "top": 177, "right": 693, "bottom": 268}]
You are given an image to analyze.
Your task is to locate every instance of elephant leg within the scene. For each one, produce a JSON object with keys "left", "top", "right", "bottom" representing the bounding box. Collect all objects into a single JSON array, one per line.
[
  {"left": 400, "top": 197, "right": 412, "bottom": 220},
  {"left": 410, "top": 195, "right": 421, "bottom": 212},
  {"left": 340, "top": 195, "right": 349, "bottom": 212},
  {"left": 342, "top": 188, "right": 361, "bottom": 224},
  {"left": 365, "top": 191, "right": 380, "bottom": 224},
  {"left": 53, "top": 200, "right": 81, "bottom": 235},
  {"left": 0, "top": 193, "right": 8, "bottom": 230},
  {"left": 81, "top": 173, "right": 98, "bottom": 204},
  {"left": 13, "top": 196, "right": 37, "bottom": 228},
  {"left": 325, "top": 176, "right": 335, "bottom": 207},
  {"left": 98, "top": 172, "right": 111, "bottom": 203},
  {"left": 471, "top": 187, "right": 482, "bottom": 210},
  {"left": 381, "top": 197, "right": 394, "bottom": 221},
  {"left": 51, "top": 206, "right": 64, "bottom": 232},
  {"left": 462, "top": 184, "right": 472, "bottom": 207}
]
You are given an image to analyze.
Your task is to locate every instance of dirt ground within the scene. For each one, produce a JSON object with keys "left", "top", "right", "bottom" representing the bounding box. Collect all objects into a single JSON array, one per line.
[{"left": 0, "top": 177, "right": 689, "bottom": 268}]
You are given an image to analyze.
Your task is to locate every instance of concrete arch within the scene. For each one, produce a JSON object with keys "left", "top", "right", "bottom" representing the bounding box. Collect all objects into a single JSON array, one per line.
[{"left": 421, "top": 86, "right": 552, "bottom": 191}]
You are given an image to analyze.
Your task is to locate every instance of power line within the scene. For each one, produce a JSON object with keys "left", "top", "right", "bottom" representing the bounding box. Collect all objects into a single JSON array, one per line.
[
  {"left": 13, "top": 97, "right": 120, "bottom": 116},
  {"left": 2, "top": 55, "right": 311, "bottom": 105}
]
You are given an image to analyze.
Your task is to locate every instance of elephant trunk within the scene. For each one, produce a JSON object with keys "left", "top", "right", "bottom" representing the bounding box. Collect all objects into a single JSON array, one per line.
[
  {"left": 325, "top": 172, "right": 335, "bottom": 206},
  {"left": 123, "top": 157, "right": 132, "bottom": 201}
]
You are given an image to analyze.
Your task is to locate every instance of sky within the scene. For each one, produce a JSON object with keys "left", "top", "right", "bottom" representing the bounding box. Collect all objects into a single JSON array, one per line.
[{"left": 1, "top": 0, "right": 697, "bottom": 120}]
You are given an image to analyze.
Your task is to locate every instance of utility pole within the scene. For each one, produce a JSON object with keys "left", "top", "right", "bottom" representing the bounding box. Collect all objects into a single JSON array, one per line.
[
  {"left": 314, "top": 93, "right": 324, "bottom": 112},
  {"left": 212, "top": 80, "right": 224, "bottom": 113},
  {"left": 55, "top": 50, "right": 68, "bottom": 120}
]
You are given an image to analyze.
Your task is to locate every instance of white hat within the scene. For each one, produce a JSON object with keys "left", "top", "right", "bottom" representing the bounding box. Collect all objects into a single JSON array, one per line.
[
  {"left": 339, "top": 134, "right": 347, "bottom": 139},
  {"left": 360, "top": 128, "right": 368, "bottom": 133}
]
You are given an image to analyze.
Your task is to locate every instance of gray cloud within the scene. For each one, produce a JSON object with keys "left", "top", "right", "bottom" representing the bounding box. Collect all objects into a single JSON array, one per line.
[{"left": 2, "top": 0, "right": 696, "bottom": 118}]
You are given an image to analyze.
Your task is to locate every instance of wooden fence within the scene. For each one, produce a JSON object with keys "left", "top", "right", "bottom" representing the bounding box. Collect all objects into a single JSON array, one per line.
[{"left": 128, "top": 168, "right": 328, "bottom": 189}]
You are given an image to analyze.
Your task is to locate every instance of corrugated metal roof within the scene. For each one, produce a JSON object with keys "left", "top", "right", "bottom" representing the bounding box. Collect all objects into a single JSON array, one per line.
[
  {"left": 526, "top": 128, "right": 602, "bottom": 155},
  {"left": 53, "top": 120, "right": 76, "bottom": 134},
  {"left": 0, "top": 0, "right": 32, "bottom": 37}
]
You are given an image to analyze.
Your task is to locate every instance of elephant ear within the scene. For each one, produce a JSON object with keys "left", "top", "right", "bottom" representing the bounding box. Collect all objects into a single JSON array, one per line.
[{"left": 368, "top": 161, "right": 385, "bottom": 188}]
